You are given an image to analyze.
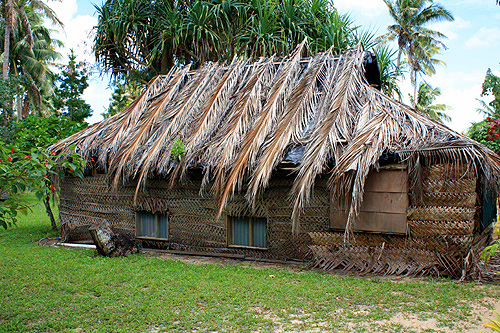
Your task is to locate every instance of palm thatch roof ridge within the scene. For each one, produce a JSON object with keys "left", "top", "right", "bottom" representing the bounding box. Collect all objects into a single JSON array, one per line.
[{"left": 52, "top": 43, "right": 500, "bottom": 235}]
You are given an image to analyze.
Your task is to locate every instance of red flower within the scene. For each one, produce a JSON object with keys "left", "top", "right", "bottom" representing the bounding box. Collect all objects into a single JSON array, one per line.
[
  {"left": 91, "top": 157, "right": 95, "bottom": 162},
  {"left": 50, "top": 185, "right": 56, "bottom": 194},
  {"left": 52, "top": 151, "right": 57, "bottom": 156},
  {"left": 24, "top": 156, "right": 30, "bottom": 159},
  {"left": 7, "top": 156, "right": 12, "bottom": 161},
  {"left": 44, "top": 162, "right": 49, "bottom": 167},
  {"left": 11, "top": 148, "right": 14, "bottom": 153},
  {"left": 43, "top": 174, "right": 48, "bottom": 178},
  {"left": 0, "top": 159, "right": 2, "bottom": 162}
]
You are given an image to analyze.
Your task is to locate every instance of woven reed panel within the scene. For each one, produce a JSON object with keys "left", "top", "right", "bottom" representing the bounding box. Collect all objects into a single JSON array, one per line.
[
  {"left": 309, "top": 231, "right": 410, "bottom": 248},
  {"left": 423, "top": 164, "right": 476, "bottom": 180},
  {"left": 60, "top": 201, "right": 133, "bottom": 215},
  {"left": 411, "top": 235, "right": 474, "bottom": 254},
  {"left": 60, "top": 175, "right": 136, "bottom": 241},
  {"left": 168, "top": 230, "right": 226, "bottom": 248},
  {"left": 61, "top": 193, "right": 134, "bottom": 206},
  {"left": 408, "top": 220, "right": 474, "bottom": 236},
  {"left": 269, "top": 206, "right": 329, "bottom": 217},
  {"left": 309, "top": 245, "right": 439, "bottom": 276},
  {"left": 422, "top": 192, "right": 477, "bottom": 207},
  {"left": 308, "top": 231, "right": 475, "bottom": 255},
  {"left": 268, "top": 219, "right": 329, "bottom": 233},
  {"left": 423, "top": 178, "right": 476, "bottom": 193},
  {"left": 408, "top": 206, "right": 476, "bottom": 221},
  {"left": 169, "top": 217, "right": 226, "bottom": 239}
]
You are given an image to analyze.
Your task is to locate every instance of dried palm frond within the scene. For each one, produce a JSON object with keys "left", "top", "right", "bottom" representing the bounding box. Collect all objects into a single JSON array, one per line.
[
  {"left": 110, "top": 66, "right": 189, "bottom": 187},
  {"left": 216, "top": 40, "right": 307, "bottom": 215},
  {"left": 170, "top": 59, "right": 248, "bottom": 183},
  {"left": 206, "top": 57, "right": 276, "bottom": 194},
  {"left": 247, "top": 47, "right": 334, "bottom": 207},
  {"left": 132, "top": 62, "right": 222, "bottom": 197}
]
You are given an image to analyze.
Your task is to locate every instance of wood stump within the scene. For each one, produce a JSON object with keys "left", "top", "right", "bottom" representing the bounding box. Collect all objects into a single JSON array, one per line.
[{"left": 89, "top": 219, "right": 137, "bottom": 257}]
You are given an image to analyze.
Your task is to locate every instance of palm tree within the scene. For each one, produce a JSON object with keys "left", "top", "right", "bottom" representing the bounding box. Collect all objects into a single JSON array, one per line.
[
  {"left": 409, "top": 82, "right": 450, "bottom": 123},
  {"left": 4, "top": 5, "right": 62, "bottom": 117},
  {"left": 379, "top": 0, "right": 453, "bottom": 101},
  {"left": 2, "top": 0, "right": 61, "bottom": 79}
]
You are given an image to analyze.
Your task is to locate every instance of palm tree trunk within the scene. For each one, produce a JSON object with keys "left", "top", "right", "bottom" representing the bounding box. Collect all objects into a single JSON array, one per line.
[
  {"left": 3, "top": 25, "right": 11, "bottom": 125},
  {"left": 412, "top": 70, "right": 417, "bottom": 108},
  {"left": 3, "top": 25, "right": 10, "bottom": 80}
]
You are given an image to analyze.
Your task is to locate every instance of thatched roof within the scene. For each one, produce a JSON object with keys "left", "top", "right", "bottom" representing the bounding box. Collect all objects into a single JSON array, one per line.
[{"left": 52, "top": 42, "right": 500, "bottom": 234}]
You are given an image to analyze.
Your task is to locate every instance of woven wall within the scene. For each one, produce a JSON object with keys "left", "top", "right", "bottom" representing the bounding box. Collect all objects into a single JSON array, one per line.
[
  {"left": 60, "top": 163, "right": 485, "bottom": 275},
  {"left": 308, "top": 164, "right": 481, "bottom": 277},
  {"left": 59, "top": 174, "right": 330, "bottom": 260}
]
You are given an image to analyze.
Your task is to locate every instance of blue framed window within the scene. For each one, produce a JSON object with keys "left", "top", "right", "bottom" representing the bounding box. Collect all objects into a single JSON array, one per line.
[
  {"left": 230, "top": 217, "right": 267, "bottom": 248},
  {"left": 136, "top": 211, "right": 169, "bottom": 239}
]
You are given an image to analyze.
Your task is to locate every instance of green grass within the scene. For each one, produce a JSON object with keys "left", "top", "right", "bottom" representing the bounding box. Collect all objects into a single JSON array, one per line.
[{"left": 1, "top": 194, "right": 499, "bottom": 332}]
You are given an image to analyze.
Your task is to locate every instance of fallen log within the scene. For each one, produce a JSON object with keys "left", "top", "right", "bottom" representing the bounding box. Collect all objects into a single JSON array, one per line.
[{"left": 89, "top": 219, "right": 137, "bottom": 257}]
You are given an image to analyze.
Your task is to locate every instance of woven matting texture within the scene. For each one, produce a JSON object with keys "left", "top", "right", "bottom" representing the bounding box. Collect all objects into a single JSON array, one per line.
[{"left": 59, "top": 175, "right": 330, "bottom": 260}]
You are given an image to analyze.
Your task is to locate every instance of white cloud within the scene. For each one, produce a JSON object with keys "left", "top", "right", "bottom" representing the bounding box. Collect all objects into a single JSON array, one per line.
[
  {"left": 430, "top": 16, "right": 471, "bottom": 41},
  {"left": 333, "top": 0, "right": 387, "bottom": 18},
  {"left": 465, "top": 27, "right": 500, "bottom": 48},
  {"left": 439, "top": 85, "right": 485, "bottom": 133}
]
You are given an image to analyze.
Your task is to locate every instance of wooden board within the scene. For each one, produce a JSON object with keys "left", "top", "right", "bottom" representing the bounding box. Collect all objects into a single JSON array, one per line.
[
  {"left": 330, "top": 168, "right": 408, "bottom": 234},
  {"left": 331, "top": 211, "right": 408, "bottom": 234},
  {"left": 364, "top": 169, "right": 408, "bottom": 193}
]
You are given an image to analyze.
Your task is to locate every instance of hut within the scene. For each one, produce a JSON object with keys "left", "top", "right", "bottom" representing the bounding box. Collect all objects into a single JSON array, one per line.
[{"left": 52, "top": 43, "right": 500, "bottom": 278}]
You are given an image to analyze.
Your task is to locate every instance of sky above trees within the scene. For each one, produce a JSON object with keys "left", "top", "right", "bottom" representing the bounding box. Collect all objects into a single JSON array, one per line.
[{"left": 49, "top": 0, "right": 500, "bottom": 132}]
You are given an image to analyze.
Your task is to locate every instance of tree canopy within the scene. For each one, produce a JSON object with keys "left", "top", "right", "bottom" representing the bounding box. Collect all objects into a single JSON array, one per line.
[
  {"left": 379, "top": 0, "right": 453, "bottom": 103},
  {"left": 93, "top": 0, "right": 364, "bottom": 81}
]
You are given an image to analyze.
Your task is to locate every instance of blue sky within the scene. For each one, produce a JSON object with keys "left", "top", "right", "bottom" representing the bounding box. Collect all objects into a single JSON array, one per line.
[{"left": 52, "top": 0, "right": 500, "bottom": 133}]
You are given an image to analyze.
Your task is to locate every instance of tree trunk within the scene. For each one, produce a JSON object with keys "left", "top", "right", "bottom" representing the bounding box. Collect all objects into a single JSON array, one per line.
[
  {"left": 3, "top": 23, "right": 11, "bottom": 125},
  {"left": 3, "top": 24, "right": 10, "bottom": 80},
  {"left": 44, "top": 195, "right": 58, "bottom": 231},
  {"left": 89, "top": 219, "right": 137, "bottom": 257}
]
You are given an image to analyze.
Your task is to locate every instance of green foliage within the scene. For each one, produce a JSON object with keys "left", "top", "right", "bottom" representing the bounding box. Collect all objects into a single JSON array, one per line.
[
  {"left": 484, "top": 312, "right": 500, "bottom": 332},
  {"left": 467, "top": 69, "right": 500, "bottom": 152},
  {"left": 102, "top": 79, "right": 145, "bottom": 118},
  {"left": 170, "top": 138, "right": 185, "bottom": 161},
  {"left": 373, "top": 44, "right": 401, "bottom": 100},
  {"left": 93, "top": 0, "right": 362, "bottom": 81},
  {"left": 2, "top": 4, "right": 62, "bottom": 117},
  {"left": 0, "top": 143, "right": 85, "bottom": 229},
  {"left": 479, "top": 68, "right": 500, "bottom": 116},
  {"left": 467, "top": 120, "right": 500, "bottom": 152},
  {"left": 53, "top": 50, "right": 92, "bottom": 124},
  {"left": 13, "top": 115, "right": 86, "bottom": 150},
  {"left": 409, "top": 83, "right": 450, "bottom": 123},
  {"left": 0, "top": 75, "right": 27, "bottom": 126}
]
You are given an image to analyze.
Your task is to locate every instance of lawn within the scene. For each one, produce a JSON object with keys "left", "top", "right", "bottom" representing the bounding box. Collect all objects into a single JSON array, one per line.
[{"left": 1, "top": 195, "right": 499, "bottom": 332}]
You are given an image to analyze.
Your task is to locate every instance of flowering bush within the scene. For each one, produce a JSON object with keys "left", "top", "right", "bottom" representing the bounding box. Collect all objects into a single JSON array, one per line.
[
  {"left": 486, "top": 115, "right": 500, "bottom": 154},
  {"left": 0, "top": 143, "right": 85, "bottom": 229}
]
